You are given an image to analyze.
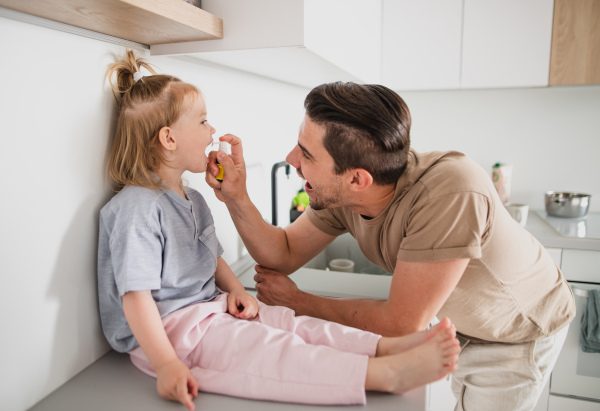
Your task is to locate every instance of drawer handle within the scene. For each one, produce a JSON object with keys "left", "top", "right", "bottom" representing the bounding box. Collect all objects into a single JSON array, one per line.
[{"left": 572, "top": 287, "right": 589, "bottom": 298}]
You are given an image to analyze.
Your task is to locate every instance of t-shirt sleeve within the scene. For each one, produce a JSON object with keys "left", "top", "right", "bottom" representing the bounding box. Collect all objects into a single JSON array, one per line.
[
  {"left": 397, "top": 191, "right": 489, "bottom": 262},
  {"left": 110, "top": 226, "right": 163, "bottom": 296},
  {"left": 305, "top": 205, "right": 348, "bottom": 236}
]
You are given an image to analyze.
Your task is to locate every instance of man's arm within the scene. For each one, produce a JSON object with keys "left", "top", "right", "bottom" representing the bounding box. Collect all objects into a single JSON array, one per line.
[
  {"left": 206, "top": 134, "right": 336, "bottom": 273},
  {"left": 255, "top": 258, "right": 469, "bottom": 336}
]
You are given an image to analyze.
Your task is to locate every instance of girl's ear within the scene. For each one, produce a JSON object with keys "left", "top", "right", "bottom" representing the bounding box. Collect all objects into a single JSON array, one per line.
[
  {"left": 347, "top": 168, "right": 373, "bottom": 192},
  {"left": 158, "top": 126, "right": 176, "bottom": 151}
]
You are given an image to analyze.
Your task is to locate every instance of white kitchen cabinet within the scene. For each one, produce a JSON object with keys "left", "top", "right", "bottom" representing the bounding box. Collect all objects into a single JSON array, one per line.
[
  {"left": 461, "top": 0, "right": 554, "bottom": 89},
  {"left": 427, "top": 377, "right": 455, "bottom": 411},
  {"left": 560, "top": 249, "right": 600, "bottom": 283},
  {"left": 549, "top": 395, "right": 600, "bottom": 411},
  {"left": 382, "top": 0, "right": 462, "bottom": 91},
  {"left": 549, "top": 249, "right": 600, "bottom": 409},
  {"left": 151, "top": 0, "right": 382, "bottom": 89},
  {"left": 382, "top": 0, "right": 555, "bottom": 91},
  {"left": 546, "top": 247, "right": 563, "bottom": 267}
]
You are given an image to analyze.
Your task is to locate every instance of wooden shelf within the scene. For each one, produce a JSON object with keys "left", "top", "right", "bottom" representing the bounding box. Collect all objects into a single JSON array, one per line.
[{"left": 0, "top": 0, "right": 223, "bottom": 45}]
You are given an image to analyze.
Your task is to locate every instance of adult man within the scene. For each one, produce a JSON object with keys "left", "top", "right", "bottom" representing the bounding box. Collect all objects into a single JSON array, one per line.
[{"left": 206, "top": 82, "right": 575, "bottom": 410}]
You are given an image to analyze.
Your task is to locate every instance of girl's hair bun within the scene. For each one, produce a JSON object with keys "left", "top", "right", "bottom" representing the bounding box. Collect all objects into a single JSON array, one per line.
[{"left": 107, "top": 50, "right": 157, "bottom": 99}]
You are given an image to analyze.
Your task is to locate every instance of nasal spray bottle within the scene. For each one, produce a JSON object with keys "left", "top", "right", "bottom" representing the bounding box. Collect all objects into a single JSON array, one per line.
[{"left": 214, "top": 141, "right": 229, "bottom": 182}]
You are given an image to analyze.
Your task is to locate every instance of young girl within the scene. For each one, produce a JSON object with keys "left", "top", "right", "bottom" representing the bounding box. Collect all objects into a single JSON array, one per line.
[{"left": 98, "top": 51, "right": 460, "bottom": 411}]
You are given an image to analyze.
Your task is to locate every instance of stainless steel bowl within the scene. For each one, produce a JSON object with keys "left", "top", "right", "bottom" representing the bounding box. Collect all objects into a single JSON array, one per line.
[{"left": 544, "top": 192, "right": 591, "bottom": 218}]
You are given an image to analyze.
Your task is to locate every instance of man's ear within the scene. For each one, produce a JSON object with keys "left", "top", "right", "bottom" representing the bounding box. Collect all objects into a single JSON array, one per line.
[
  {"left": 347, "top": 168, "right": 373, "bottom": 192},
  {"left": 158, "top": 126, "right": 176, "bottom": 151}
]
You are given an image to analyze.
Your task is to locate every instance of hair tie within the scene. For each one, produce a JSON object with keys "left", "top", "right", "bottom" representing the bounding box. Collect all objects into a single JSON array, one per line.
[{"left": 133, "top": 71, "right": 144, "bottom": 83}]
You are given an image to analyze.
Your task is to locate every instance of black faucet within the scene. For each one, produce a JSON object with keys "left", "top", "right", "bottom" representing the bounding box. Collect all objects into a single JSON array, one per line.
[{"left": 271, "top": 161, "right": 291, "bottom": 226}]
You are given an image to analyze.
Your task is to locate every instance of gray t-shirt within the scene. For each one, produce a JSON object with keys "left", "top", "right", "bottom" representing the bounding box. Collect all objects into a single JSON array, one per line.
[{"left": 97, "top": 185, "right": 223, "bottom": 353}]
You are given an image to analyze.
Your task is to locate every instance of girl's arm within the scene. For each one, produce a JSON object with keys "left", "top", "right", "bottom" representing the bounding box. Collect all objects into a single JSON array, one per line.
[
  {"left": 214, "top": 257, "right": 258, "bottom": 319},
  {"left": 122, "top": 290, "right": 198, "bottom": 410}
]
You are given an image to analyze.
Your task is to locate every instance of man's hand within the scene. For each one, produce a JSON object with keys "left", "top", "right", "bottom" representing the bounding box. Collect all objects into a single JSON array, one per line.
[
  {"left": 155, "top": 358, "right": 199, "bottom": 411},
  {"left": 227, "top": 289, "right": 259, "bottom": 319},
  {"left": 254, "top": 265, "right": 302, "bottom": 308},
  {"left": 206, "top": 134, "right": 248, "bottom": 204}
]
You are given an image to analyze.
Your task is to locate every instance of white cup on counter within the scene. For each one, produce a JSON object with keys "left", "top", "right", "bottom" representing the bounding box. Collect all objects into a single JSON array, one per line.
[
  {"left": 329, "top": 258, "right": 355, "bottom": 273},
  {"left": 505, "top": 203, "right": 529, "bottom": 227}
]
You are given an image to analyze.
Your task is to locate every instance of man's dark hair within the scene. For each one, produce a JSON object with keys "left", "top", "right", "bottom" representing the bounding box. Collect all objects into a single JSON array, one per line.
[{"left": 304, "top": 82, "right": 411, "bottom": 185}]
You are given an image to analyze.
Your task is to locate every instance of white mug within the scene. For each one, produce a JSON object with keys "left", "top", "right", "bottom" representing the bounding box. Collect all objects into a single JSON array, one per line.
[
  {"left": 329, "top": 258, "right": 355, "bottom": 273},
  {"left": 505, "top": 203, "right": 529, "bottom": 227}
]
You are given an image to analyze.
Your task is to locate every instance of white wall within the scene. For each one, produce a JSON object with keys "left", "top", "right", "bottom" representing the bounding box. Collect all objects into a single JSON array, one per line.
[
  {"left": 0, "top": 16, "right": 306, "bottom": 411},
  {"left": 402, "top": 86, "right": 600, "bottom": 212},
  {"left": 2, "top": 11, "right": 600, "bottom": 411}
]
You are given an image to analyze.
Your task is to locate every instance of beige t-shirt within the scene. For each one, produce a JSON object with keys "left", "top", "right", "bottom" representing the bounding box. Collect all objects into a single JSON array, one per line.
[{"left": 306, "top": 149, "right": 575, "bottom": 342}]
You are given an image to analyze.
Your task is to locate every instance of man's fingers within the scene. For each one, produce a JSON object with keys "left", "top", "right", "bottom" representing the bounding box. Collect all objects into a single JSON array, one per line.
[
  {"left": 220, "top": 134, "right": 244, "bottom": 160},
  {"left": 207, "top": 150, "right": 218, "bottom": 162},
  {"left": 254, "top": 272, "right": 266, "bottom": 283},
  {"left": 255, "top": 289, "right": 267, "bottom": 303},
  {"left": 216, "top": 150, "right": 238, "bottom": 175},
  {"left": 255, "top": 265, "right": 279, "bottom": 274},
  {"left": 207, "top": 160, "right": 220, "bottom": 177}
]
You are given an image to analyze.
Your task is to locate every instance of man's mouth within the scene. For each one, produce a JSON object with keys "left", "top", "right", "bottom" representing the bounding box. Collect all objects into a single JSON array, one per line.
[
  {"left": 297, "top": 168, "right": 313, "bottom": 191},
  {"left": 305, "top": 181, "right": 314, "bottom": 193}
]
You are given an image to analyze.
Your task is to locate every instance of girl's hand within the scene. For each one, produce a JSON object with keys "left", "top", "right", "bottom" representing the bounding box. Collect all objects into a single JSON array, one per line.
[
  {"left": 227, "top": 289, "right": 259, "bottom": 319},
  {"left": 155, "top": 358, "right": 199, "bottom": 410}
]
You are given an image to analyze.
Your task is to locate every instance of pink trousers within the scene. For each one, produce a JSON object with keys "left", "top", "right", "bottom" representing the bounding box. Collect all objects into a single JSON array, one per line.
[{"left": 129, "top": 293, "right": 381, "bottom": 405}]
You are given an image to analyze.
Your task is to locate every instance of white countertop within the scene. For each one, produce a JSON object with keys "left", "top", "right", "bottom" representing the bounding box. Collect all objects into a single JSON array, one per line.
[
  {"left": 29, "top": 350, "right": 427, "bottom": 411},
  {"left": 523, "top": 210, "right": 600, "bottom": 251}
]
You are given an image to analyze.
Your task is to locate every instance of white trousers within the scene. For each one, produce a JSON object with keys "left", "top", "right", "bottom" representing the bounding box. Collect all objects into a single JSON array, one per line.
[{"left": 451, "top": 326, "right": 569, "bottom": 411}]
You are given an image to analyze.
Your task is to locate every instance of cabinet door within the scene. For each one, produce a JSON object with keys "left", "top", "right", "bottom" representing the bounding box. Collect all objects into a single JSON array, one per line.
[
  {"left": 152, "top": 0, "right": 382, "bottom": 89},
  {"left": 305, "top": 0, "right": 382, "bottom": 83},
  {"left": 382, "top": 0, "right": 462, "bottom": 91},
  {"left": 461, "top": 0, "right": 554, "bottom": 89},
  {"left": 549, "top": 394, "right": 600, "bottom": 411},
  {"left": 546, "top": 248, "right": 562, "bottom": 267},
  {"left": 561, "top": 250, "right": 600, "bottom": 282},
  {"left": 549, "top": 0, "right": 600, "bottom": 86}
]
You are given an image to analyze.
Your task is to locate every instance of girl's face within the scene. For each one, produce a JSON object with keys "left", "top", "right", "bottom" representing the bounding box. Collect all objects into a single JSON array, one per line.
[{"left": 171, "top": 93, "right": 216, "bottom": 174}]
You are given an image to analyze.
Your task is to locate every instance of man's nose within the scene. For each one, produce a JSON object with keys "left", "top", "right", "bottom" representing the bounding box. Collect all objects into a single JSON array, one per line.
[{"left": 286, "top": 145, "right": 300, "bottom": 167}]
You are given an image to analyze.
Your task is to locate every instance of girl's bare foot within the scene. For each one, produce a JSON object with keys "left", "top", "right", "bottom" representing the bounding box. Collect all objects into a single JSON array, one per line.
[
  {"left": 376, "top": 317, "right": 456, "bottom": 357},
  {"left": 366, "top": 325, "right": 460, "bottom": 394}
]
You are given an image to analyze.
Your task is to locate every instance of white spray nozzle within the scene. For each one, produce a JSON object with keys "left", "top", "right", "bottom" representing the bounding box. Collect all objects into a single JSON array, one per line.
[{"left": 212, "top": 140, "right": 229, "bottom": 153}]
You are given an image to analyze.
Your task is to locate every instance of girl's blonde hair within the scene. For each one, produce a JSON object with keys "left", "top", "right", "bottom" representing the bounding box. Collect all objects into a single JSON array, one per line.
[{"left": 106, "top": 50, "right": 199, "bottom": 192}]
